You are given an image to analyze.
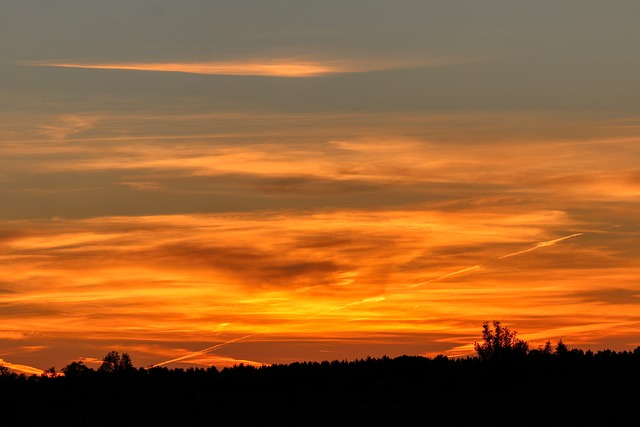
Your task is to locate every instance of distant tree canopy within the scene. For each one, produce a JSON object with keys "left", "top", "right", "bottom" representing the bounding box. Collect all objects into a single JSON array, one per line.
[
  {"left": 98, "top": 351, "right": 134, "bottom": 373},
  {"left": 474, "top": 320, "right": 529, "bottom": 361},
  {"left": 61, "top": 361, "right": 92, "bottom": 378}
]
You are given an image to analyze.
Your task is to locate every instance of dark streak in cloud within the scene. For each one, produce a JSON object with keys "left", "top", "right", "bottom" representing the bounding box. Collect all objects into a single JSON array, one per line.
[
  {"left": 0, "top": 303, "right": 66, "bottom": 318},
  {"left": 571, "top": 288, "right": 640, "bottom": 305},
  {"left": 147, "top": 242, "right": 346, "bottom": 289}
]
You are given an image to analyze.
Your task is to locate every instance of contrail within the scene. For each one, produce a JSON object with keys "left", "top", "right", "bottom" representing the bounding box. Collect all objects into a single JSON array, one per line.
[
  {"left": 407, "top": 265, "right": 482, "bottom": 289},
  {"left": 150, "top": 333, "right": 263, "bottom": 368},
  {"left": 150, "top": 227, "right": 610, "bottom": 367},
  {"left": 497, "top": 233, "right": 584, "bottom": 259},
  {"left": 406, "top": 232, "right": 586, "bottom": 289}
]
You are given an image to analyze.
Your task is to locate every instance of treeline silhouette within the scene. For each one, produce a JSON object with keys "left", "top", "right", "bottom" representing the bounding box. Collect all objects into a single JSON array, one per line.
[{"left": 1, "top": 321, "right": 639, "bottom": 426}]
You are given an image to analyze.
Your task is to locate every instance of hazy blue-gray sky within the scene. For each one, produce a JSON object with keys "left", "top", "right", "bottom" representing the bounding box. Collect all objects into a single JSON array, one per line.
[{"left": 2, "top": 0, "right": 640, "bottom": 114}]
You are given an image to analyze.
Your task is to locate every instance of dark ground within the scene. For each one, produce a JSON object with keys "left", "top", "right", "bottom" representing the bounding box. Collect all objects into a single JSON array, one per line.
[{"left": 1, "top": 349, "right": 639, "bottom": 426}]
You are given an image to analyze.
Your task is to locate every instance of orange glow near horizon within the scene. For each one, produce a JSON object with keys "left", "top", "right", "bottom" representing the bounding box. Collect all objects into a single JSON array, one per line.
[
  {"left": 0, "top": 110, "right": 638, "bottom": 371},
  {"left": 1, "top": 208, "right": 638, "bottom": 370}
]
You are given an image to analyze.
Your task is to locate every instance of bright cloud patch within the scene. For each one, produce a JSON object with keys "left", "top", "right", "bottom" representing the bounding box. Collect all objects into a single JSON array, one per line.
[
  {"left": 21, "top": 60, "right": 359, "bottom": 77},
  {"left": 18, "top": 55, "right": 477, "bottom": 78}
]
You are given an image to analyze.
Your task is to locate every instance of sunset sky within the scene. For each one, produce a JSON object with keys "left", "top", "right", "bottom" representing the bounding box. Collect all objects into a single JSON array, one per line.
[{"left": 1, "top": 1, "right": 639, "bottom": 374}]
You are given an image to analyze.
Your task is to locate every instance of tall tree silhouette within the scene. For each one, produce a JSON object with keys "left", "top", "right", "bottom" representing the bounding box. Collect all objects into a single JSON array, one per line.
[
  {"left": 474, "top": 320, "right": 529, "bottom": 361},
  {"left": 62, "top": 361, "right": 92, "bottom": 378},
  {"left": 99, "top": 351, "right": 134, "bottom": 373}
]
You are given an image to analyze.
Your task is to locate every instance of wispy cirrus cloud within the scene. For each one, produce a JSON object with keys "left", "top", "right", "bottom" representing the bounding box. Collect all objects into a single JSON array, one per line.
[
  {"left": 22, "top": 60, "right": 340, "bottom": 77},
  {"left": 17, "top": 54, "right": 480, "bottom": 78},
  {"left": 1, "top": 208, "right": 637, "bottom": 369}
]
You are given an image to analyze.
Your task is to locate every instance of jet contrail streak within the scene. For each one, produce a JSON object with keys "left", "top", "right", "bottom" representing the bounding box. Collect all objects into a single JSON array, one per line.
[
  {"left": 497, "top": 233, "right": 584, "bottom": 259},
  {"left": 407, "top": 265, "right": 482, "bottom": 289},
  {"left": 150, "top": 333, "right": 263, "bottom": 368}
]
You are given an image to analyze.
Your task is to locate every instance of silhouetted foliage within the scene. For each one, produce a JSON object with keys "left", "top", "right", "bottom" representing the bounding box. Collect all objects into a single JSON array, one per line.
[
  {"left": 42, "top": 366, "right": 58, "bottom": 378},
  {"left": 99, "top": 351, "right": 134, "bottom": 373},
  {"left": 555, "top": 339, "right": 568, "bottom": 355},
  {"left": 474, "top": 320, "right": 529, "bottom": 361},
  {"left": 62, "top": 361, "right": 92, "bottom": 378}
]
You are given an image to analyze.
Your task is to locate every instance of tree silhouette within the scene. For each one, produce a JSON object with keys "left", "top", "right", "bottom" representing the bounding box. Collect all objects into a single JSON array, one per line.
[
  {"left": 62, "top": 361, "right": 92, "bottom": 378},
  {"left": 120, "top": 352, "right": 133, "bottom": 370},
  {"left": 99, "top": 351, "right": 134, "bottom": 373},
  {"left": 42, "top": 367, "right": 59, "bottom": 378},
  {"left": 474, "top": 320, "right": 529, "bottom": 361},
  {"left": 555, "top": 339, "right": 568, "bottom": 355}
]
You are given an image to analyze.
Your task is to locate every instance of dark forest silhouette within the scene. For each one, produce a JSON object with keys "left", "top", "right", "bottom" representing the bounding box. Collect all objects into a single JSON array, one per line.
[{"left": 1, "top": 321, "right": 639, "bottom": 426}]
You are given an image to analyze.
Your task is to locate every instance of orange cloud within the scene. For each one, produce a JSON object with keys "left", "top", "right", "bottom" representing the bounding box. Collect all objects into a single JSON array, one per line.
[
  {"left": 18, "top": 54, "right": 481, "bottom": 78},
  {"left": 1, "top": 206, "right": 637, "bottom": 370},
  {"left": 1, "top": 110, "right": 639, "bottom": 370},
  {"left": 3, "top": 111, "right": 638, "bottom": 214},
  {"left": 26, "top": 60, "right": 340, "bottom": 77},
  {"left": 0, "top": 358, "right": 44, "bottom": 376}
]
